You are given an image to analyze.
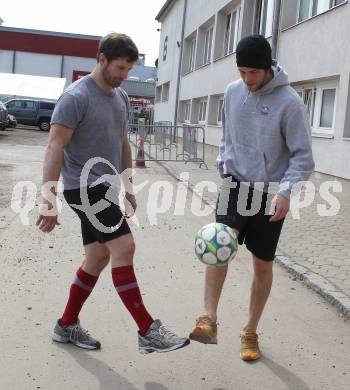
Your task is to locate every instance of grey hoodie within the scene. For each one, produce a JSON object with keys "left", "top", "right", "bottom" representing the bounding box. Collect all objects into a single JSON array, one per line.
[{"left": 217, "top": 61, "right": 315, "bottom": 199}]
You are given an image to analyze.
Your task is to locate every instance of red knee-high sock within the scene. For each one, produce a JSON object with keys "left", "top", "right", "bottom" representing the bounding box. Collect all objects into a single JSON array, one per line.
[
  {"left": 60, "top": 267, "right": 98, "bottom": 326},
  {"left": 112, "top": 266, "right": 154, "bottom": 335}
]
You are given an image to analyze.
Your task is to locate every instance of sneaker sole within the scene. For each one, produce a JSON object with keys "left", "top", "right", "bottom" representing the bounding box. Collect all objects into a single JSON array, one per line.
[
  {"left": 189, "top": 331, "right": 217, "bottom": 344},
  {"left": 139, "top": 338, "right": 190, "bottom": 354},
  {"left": 52, "top": 333, "right": 101, "bottom": 350},
  {"left": 240, "top": 352, "right": 261, "bottom": 361}
]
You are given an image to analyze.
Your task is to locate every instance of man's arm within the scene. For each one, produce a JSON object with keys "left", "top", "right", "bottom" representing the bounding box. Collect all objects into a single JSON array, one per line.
[
  {"left": 121, "top": 131, "right": 132, "bottom": 172},
  {"left": 270, "top": 102, "right": 315, "bottom": 222},
  {"left": 121, "top": 131, "right": 137, "bottom": 216},
  {"left": 36, "top": 124, "right": 74, "bottom": 232},
  {"left": 217, "top": 96, "right": 226, "bottom": 177}
]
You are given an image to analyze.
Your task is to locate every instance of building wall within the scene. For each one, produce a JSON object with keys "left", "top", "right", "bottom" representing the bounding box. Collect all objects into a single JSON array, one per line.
[
  {"left": 154, "top": 0, "right": 350, "bottom": 179},
  {"left": 0, "top": 27, "right": 156, "bottom": 100},
  {"left": 0, "top": 50, "right": 97, "bottom": 85},
  {"left": 154, "top": 0, "right": 185, "bottom": 123},
  {"left": 278, "top": 1, "right": 350, "bottom": 179},
  {"left": 0, "top": 50, "right": 14, "bottom": 72}
]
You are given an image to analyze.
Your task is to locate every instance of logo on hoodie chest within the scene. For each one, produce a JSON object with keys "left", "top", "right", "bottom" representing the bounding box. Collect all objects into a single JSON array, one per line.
[{"left": 260, "top": 106, "right": 270, "bottom": 116}]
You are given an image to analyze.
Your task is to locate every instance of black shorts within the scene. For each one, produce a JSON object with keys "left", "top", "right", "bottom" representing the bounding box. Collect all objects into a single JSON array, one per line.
[
  {"left": 215, "top": 176, "right": 284, "bottom": 261},
  {"left": 63, "top": 184, "right": 131, "bottom": 246}
]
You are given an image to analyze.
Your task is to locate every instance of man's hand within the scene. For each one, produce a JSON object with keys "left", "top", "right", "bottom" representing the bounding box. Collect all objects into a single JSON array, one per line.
[
  {"left": 124, "top": 192, "right": 137, "bottom": 218},
  {"left": 269, "top": 194, "right": 290, "bottom": 222},
  {"left": 36, "top": 200, "right": 60, "bottom": 233}
]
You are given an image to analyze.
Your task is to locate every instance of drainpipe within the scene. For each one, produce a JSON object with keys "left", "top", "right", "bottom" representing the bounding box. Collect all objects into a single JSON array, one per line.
[
  {"left": 12, "top": 51, "right": 16, "bottom": 73},
  {"left": 173, "top": 0, "right": 188, "bottom": 127},
  {"left": 253, "top": 0, "right": 263, "bottom": 34},
  {"left": 271, "top": 0, "right": 282, "bottom": 59}
]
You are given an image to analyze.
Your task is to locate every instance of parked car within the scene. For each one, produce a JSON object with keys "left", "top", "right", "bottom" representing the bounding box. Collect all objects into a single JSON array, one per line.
[
  {"left": 7, "top": 114, "right": 17, "bottom": 128},
  {"left": 0, "top": 101, "right": 8, "bottom": 130},
  {"left": 5, "top": 99, "right": 55, "bottom": 131}
]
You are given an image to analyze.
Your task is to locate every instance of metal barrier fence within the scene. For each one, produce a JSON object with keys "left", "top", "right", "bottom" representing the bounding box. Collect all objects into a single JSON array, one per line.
[
  {"left": 128, "top": 106, "right": 154, "bottom": 131},
  {"left": 128, "top": 122, "right": 207, "bottom": 168}
]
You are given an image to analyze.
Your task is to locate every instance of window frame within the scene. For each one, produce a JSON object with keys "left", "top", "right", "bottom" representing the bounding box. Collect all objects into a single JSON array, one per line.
[
  {"left": 161, "top": 82, "right": 170, "bottom": 102},
  {"left": 198, "top": 99, "right": 208, "bottom": 124},
  {"left": 217, "top": 98, "right": 224, "bottom": 125},
  {"left": 203, "top": 26, "right": 214, "bottom": 65},
  {"left": 155, "top": 85, "right": 162, "bottom": 103},
  {"left": 295, "top": 80, "right": 338, "bottom": 136},
  {"left": 223, "top": 7, "right": 240, "bottom": 57},
  {"left": 184, "top": 101, "right": 191, "bottom": 123},
  {"left": 297, "top": 0, "right": 345, "bottom": 22},
  {"left": 260, "top": 0, "right": 275, "bottom": 38},
  {"left": 188, "top": 38, "right": 197, "bottom": 72},
  {"left": 318, "top": 86, "right": 337, "bottom": 130}
]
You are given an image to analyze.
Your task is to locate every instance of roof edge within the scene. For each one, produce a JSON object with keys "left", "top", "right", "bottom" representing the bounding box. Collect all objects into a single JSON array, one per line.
[
  {"left": 155, "top": 0, "right": 177, "bottom": 21},
  {"left": 0, "top": 26, "right": 101, "bottom": 41}
]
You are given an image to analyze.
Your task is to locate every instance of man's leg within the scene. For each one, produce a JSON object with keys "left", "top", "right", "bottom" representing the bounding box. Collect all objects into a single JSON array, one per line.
[
  {"left": 240, "top": 254, "right": 273, "bottom": 361},
  {"left": 203, "top": 265, "right": 228, "bottom": 323},
  {"left": 190, "top": 228, "right": 239, "bottom": 344},
  {"left": 52, "top": 242, "right": 110, "bottom": 349},
  {"left": 106, "top": 233, "right": 189, "bottom": 353},
  {"left": 105, "top": 233, "right": 154, "bottom": 335},
  {"left": 244, "top": 255, "right": 273, "bottom": 333},
  {"left": 59, "top": 242, "right": 110, "bottom": 326}
]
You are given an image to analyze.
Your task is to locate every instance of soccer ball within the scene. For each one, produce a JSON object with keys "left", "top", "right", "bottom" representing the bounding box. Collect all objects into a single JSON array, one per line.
[{"left": 194, "top": 223, "right": 238, "bottom": 267}]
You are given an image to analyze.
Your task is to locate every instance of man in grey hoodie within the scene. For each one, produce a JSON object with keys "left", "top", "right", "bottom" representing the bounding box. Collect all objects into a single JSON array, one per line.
[{"left": 189, "top": 35, "right": 314, "bottom": 361}]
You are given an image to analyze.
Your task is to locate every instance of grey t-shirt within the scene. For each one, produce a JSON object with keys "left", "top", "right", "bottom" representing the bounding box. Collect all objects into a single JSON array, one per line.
[{"left": 51, "top": 76, "right": 129, "bottom": 190}]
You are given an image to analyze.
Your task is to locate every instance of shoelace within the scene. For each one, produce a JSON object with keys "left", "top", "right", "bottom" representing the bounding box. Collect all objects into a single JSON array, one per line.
[
  {"left": 158, "top": 325, "right": 178, "bottom": 341},
  {"left": 241, "top": 333, "right": 258, "bottom": 349},
  {"left": 196, "top": 316, "right": 215, "bottom": 327},
  {"left": 70, "top": 324, "right": 90, "bottom": 344}
]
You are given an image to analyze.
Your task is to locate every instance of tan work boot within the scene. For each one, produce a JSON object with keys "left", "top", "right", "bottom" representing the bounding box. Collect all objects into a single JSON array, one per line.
[
  {"left": 240, "top": 330, "right": 261, "bottom": 361},
  {"left": 189, "top": 315, "right": 217, "bottom": 344}
]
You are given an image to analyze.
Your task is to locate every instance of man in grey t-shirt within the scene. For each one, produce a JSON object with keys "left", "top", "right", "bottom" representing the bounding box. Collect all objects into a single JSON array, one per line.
[{"left": 36, "top": 32, "right": 189, "bottom": 354}]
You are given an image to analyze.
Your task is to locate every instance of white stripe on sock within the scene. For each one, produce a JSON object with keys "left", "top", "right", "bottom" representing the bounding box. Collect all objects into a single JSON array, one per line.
[
  {"left": 115, "top": 282, "right": 139, "bottom": 293},
  {"left": 73, "top": 276, "right": 93, "bottom": 292}
]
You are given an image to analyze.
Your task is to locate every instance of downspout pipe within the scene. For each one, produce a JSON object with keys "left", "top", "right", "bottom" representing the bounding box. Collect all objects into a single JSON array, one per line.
[
  {"left": 253, "top": 0, "right": 263, "bottom": 34},
  {"left": 271, "top": 0, "right": 282, "bottom": 59},
  {"left": 173, "top": 0, "right": 188, "bottom": 127}
]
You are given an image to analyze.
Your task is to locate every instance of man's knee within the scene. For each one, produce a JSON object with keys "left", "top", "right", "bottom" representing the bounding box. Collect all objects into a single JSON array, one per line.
[
  {"left": 122, "top": 240, "right": 136, "bottom": 259},
  {"left": 107, "top": 234, "right": 136, "bottom": 263},
  {"left": 84, "top": 252, "right": 110, "bottom": 272},
  {"left": 253, "top": 255, "right": 273, "bottom": 278}
]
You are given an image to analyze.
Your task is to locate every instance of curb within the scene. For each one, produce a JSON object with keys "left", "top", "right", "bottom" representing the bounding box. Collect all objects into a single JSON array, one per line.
[
  {"left": 157, "top": 160, "right": 350, "bottom": 321},
  {"left": 275, "top": 255, "right": 350, "bottom": 320}
]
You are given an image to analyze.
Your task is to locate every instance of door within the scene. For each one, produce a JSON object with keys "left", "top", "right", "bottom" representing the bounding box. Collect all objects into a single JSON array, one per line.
[
  {"left": 22, "top": 100, "right": 37, "bottom": 124},
  {"left": 6, "top": 100, "right": 26, "bottom": 123}
]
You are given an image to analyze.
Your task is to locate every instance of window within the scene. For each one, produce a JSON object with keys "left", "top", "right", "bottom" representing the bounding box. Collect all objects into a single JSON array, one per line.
[
  {"left": 298, "top": 0, "right": 345, "bottom": 22},
  {"left": 298, "top": 87, "right": 317, "bottom": 126},
  {"left": 223, "top": 9, "right": 240, "bottom": 56},
  {"left": 162, "top": 82, "right": 170, "bottom": 102},
  {"left": 185, "top": 102, "right": 191, "bottom": 122},
  {"left": 320, "top": 88, "right": 336, "bottom": 128},
  {"left": 217, "top": 99, "right": 224, "bottom": 124},
  {"left": 295, "top": 81, "right": 337, "bottom": 135},
  {"left": 8, "top": 100, "right": 23, "bottom": 109},
  {"left": 260, "top": 0, "right": 275, "bottom": 37},
  {"left": 40, "top": 102, "right": 55, "bottom": 110},
  {"left": 203, "top": 26, "right": 214, "bottom": 65},
  {"left": 24, "top": 101, "right": 35, "bottom": 109},
  {"left": 198, "top": 100, "right": 207, "bottom": 123},
  {"left": 155, "top": 86, "right": 162, "bottom": 103},
  {"left": 189, "top": 38, "right": 196, "bottom": 72}
]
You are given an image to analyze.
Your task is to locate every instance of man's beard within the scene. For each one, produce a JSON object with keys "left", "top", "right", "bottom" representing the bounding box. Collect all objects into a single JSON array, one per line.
[{"left": 102, "top": 67, "right": 121, "bottom": 88}]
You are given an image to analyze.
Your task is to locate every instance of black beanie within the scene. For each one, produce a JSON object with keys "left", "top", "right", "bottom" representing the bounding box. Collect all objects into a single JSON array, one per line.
[{"left": 236, "top": 34, "right": 272, "bottom": 70}]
